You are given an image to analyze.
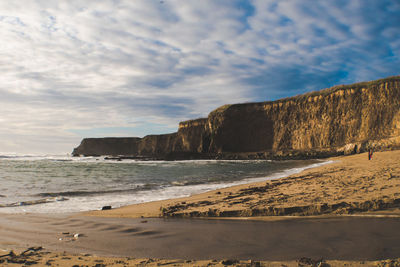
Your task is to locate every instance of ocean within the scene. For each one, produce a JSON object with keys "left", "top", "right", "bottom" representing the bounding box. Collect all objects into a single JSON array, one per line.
[{"left": 0, "top": 154, "right": 331, "bottom": 214}]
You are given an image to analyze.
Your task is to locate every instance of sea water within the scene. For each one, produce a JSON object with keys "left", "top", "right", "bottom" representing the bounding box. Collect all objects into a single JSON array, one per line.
[{"left": 0, "top": 154, "right": 332, "bottom": 213}]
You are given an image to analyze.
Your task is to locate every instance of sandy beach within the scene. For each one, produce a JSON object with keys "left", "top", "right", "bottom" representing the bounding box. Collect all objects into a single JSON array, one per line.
[
  {"left": 1, "top": 150, "right": 400, "bottom": 266},
  {"left": 89, "top": 150, "right": 400, "bottom": 219},
  {"left": 1, "top": 213, "right": 400, "bottom": 266}
]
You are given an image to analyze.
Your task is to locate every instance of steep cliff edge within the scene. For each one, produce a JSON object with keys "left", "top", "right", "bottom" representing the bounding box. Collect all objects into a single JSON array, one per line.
[
  {"left": 72, "top": 137, "right": 142, "bottom": 157},
  {"left": 72, "top": 76, "right": 400, "bottom": 159},
  {"left": 206, "top": 76, "right": 400, "bottom": 157}
]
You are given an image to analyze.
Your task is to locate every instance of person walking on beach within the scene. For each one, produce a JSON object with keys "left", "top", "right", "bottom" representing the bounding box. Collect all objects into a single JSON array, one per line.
[{"left": 368, "top": 149, "right": 373, "bottom": 160}]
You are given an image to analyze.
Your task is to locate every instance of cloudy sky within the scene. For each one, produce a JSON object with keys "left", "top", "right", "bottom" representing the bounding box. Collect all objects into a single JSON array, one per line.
[{"left": 0, "top": 0, "right": 399, "bottom": 154}]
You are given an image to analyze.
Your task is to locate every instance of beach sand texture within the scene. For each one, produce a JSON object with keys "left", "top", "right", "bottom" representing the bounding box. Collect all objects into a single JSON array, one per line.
[
  {"left": 2, "top": 214, "right": 400, "bottom": 261},
  {"left": 90, "top": 150, "right": 400, "bottom": 219},
  {"left": 1, "top": 249, "right": 400, "bottom": 267},
  {"left": 1, "top": 150, "right": 400, "bottom": 266},
  {"left": 1, "top": 214, "right": 400, "bottom": 266}
]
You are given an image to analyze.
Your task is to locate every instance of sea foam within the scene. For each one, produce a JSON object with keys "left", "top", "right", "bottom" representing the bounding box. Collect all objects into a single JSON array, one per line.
[{"left": 0, "top": 156, "right": 332, "bottom": 214}]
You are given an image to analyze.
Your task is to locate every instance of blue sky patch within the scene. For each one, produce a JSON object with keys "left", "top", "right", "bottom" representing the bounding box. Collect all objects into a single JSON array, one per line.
[{"left": 0, "top": 0, "right": 398, "bottom": 153}]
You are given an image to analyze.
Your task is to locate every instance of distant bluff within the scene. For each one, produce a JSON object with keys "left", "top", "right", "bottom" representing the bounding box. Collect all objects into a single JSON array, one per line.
[{"left": 73, "top": 76, "right": 400, "bottom": 160}]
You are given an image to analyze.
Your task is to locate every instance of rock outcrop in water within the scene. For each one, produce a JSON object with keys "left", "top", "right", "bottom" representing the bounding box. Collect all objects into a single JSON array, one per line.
[{"left": 72, "top": 76, "right": 400, "bottom": 159}]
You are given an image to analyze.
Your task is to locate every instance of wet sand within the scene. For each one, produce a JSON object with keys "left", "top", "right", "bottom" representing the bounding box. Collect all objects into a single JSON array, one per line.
[
  {"left": 1, "top": 213, "right": 400, "bottom": 264},
  {"left": 2, "top": 150, "right": 400, "bottom": 265},
  {"left": 89, "top": 150, "right": 400, "bottom": 218}
]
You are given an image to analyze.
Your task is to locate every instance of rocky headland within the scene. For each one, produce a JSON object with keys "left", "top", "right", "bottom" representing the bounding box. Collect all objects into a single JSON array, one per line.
[{"left": 72, "top": 76, "right": 400, "bottom": 159}]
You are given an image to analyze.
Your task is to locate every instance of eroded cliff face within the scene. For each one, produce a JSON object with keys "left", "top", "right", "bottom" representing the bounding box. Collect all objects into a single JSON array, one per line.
[
  {"left": 72, "top": 137, "right": 141, "bottom": 156},
  {"left": 72, "top": 76, "right": 400, "bottom": 159},
  {"left": 206, "top": 77, "right": 400, "bottom": 156},
  {"left": 177, "top": 118, "right": 209, "bottom": 153}
]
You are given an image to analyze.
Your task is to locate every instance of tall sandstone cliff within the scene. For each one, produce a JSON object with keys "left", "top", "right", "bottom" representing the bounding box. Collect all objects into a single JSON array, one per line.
[{"left": 73, "top": 76, "right": 400, "bottom": 159}]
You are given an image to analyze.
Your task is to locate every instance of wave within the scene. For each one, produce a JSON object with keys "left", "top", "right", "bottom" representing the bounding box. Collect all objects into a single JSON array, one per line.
[
  {"left": 0, "top": 154, "right": 71, "bottom": 160},
  {"left": 34, "top": 184, "right": 161, "bottom": 198},
  {"left": 0, "top": 153, "right": 275, "bottom": 164},
  {"left": 0, "top": 153, "right": 107, "bottom": 162},
  {"left": 0, "top": 158, "right": 335, "bottom": 213},
  {"left": 170, "top": 180, "right": 206, "bottom": 186},
  {"left": 0, "top": 196, "right": 68, "bottom": 208},
  {"left": 31, "top": 160, "right": 333, "bottom": 199}
]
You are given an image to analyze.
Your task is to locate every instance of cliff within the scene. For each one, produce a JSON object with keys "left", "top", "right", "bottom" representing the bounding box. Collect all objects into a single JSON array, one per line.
[
  {"left": 72, "top": 137, "right": 141, "bottom": 157},
  {"left": 72, "top": 76, "right": 400, "bottom": 159}
]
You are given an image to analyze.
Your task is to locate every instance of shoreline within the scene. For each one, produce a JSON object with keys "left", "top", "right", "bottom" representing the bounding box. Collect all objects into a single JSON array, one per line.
[
  {"left": 0, "top": 156, "right": 328, "bottom": 214},
  {"left": 87, "top": 150, "right": 400, "bottom": 219},
  {"left": 83, "top": 159, "right": 335, "bottom": 219},
  {"left": 1, "top": 150, "right": 400, "bottom": 266}
]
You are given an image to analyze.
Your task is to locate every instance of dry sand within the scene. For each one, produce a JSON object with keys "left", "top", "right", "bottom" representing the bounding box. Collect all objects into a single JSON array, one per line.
[
  {"left": 1, "top": 150, "right": 400, "bottom": 266},
  {"left": 3, "top": 248, "right": 400, "bottom": 267},
  {"left": 1, "top": 249, "right": 400, "bottom": 267},
  {"left": 89, "top": 150, "right": 400, "bottom": 219}
]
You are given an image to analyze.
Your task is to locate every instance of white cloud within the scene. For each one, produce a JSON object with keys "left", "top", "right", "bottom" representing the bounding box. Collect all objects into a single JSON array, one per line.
[{"left": 0, "top": 0, "right": 398, "bottom": 154}]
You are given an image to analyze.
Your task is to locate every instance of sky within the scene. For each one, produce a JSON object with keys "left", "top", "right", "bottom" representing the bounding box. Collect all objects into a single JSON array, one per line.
[{"left": 0, "top": 0, "right": 399, "bottom": 155}]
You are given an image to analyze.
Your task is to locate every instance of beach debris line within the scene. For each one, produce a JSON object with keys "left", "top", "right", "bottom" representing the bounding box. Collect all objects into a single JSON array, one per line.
[
  {"left": 297, "top": 257, "right": 326, "bottom": 267},
  {"left": 58, "top": 232, "right": 85, "bottom": 242},
  {"left": 0, "top": 247, "right": 43, "bottom": 265},
  {"left": 221, "top": 259, "right": 240, "bottom": 265}
]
